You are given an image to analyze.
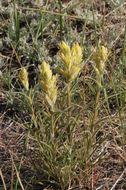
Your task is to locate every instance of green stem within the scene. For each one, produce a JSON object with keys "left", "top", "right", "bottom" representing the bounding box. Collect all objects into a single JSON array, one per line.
[
  {"left": 58, "top": 0, "right": 63, "bottom": 39},
  {"left": 91, "top": 87, "right": 101, "bottom": 133},
  {"left": 28, "top": 91, "right": 37, "bottom": 128},
  {"left": 13, "top": 0, "right": 20, "bottom": 45},
  {"left": 67, "top": 83, "right": 71, "bottom": 107},
  {"left": 67, "top": 82, "right": 72, "bottom": 142},
  {"left": 51, "top": 113, "right": 54, "bottom": 138},
  {"left": 51, "top": 112, "right": 55, "bottom": 143}
]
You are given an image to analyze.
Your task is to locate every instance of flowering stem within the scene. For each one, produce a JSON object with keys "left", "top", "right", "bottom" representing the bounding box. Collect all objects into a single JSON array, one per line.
[
  {"left": 67, "top": 82, "right": 72, "bottom": 142},
  {"left": 28, "top": 90, "right": 37, "bottom": 128},
  {"left": 51, "top": 112, "right": 55, "bottom": 142},
  {"left": 67, "top": 83, "right": 71, "bottom": 107},
  {"left": 91, "top": 87, "right": 101, "bottom": 133},
  {"left": 24, "top": 90, "right": 37, "bottom": 148}
]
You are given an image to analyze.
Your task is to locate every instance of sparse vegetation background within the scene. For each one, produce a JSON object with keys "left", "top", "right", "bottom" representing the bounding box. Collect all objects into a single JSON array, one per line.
[{"left": 0, "top": 0, "right": 126, "bottom": 190}]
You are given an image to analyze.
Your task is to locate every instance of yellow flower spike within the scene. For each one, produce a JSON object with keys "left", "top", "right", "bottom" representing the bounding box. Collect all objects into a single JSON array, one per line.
[
  {"left": 39, "top": 61, "right": 52, "bottom": 81},
  {"left": 93, "top": 46, "right": 108, "bottom": 67},
  {"left": 99, "top": 46, "right": 108, "bottom": 62},
  {"left": 69, "top": 65, "right": 81, "bottom": 82},
  {"left": 59, "top": 41, "right": 83, "bottom": 82},
  {"left": 71, "top": 42, "right": 83, "bottom": 65},
  {"left": 39, "top": 61, "right": 58, "bottom": 111},
  {"left": 95, "top": 67, "right": 102, "bottom": 88},
  {"left": 93, "top": 45, "right": 108, "bottom": 88},
  {"left": 18, "top": 67, "right": 29, "bottom": 91},
  {"left": 59, "top": 41, "right": 71, "bottom": 67}
]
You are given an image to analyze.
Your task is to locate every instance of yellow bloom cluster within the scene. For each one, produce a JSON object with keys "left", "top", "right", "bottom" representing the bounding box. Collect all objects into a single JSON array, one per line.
[
  {"left": 18, "top": 67, "right": 29, "bottom": 91},
  {"left": 93, "top": 46, "right": 108, "bottom": 74},
  {"left": 93, "top": 45, "right": 108, "bottom": 87},
  {"left": 38, "top": 41, "right": 82, "bottom": 109},
  {"left": 39, "top": 61, "right": 57, "bottom": 110},
  {"left": 59, "top": 41, "right": 83, "bottom": 82}
]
